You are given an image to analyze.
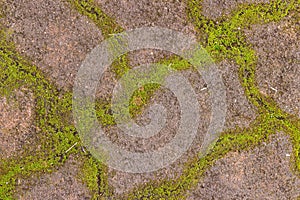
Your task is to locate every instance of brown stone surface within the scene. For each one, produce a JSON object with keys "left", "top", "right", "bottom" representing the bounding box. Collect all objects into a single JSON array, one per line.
[
  {"left": 0, "top": 0, "right": 299, "bottom": 199},
  {"left": 245, "top": 12, "right": 300, "bottom": 117},
  {"left": 95, "top": 0, "right": 196, "bottom": 34},
  {"left": 15, "top": 156, "right": 91, "bottom": 200},
  {"left": 3, "top": 0, "right": 103, "bottom": 91},
  {"left": 187, "top": 132, "right": 300, "bottom": 200},
  {"left": 86, "top": 0, "right": 257, "bottom": 194},
  {"left": 0, "top": 88, "right": 35, "bottom": 159},
  {"left": 218, "top": 59, "right": 257, "bottom": 129},
  {"left": 106, "top": 69, "right": 210, "bottom": 194},
  {"left": 201, "top": 0, "right": 269, "bottom": 19},
  {"left": 106, "top": 58, "right": 257, "bottom": 195}
]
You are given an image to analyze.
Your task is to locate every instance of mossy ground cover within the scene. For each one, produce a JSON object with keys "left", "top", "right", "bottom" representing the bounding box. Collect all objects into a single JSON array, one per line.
[{"left": 0, "top": 0, "right": 299, "bottom": 199}]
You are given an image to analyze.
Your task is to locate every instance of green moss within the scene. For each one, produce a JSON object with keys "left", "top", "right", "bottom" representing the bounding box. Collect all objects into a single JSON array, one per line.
[
  {"left": 94, "top": 100, "right": 116, "bottom": 126},
  {"left": 0, "top": 22, "right": 85, "bottom": 198},
  {"left": 66, "top": 0, "right": 194, "bottom": 123},
  {"left": 0, "top": 2, "right": 124, "bottom": 198},
  {"left": 119, "top": 0, "right": 300, "bottom": 199},
  {"left": 121, "top": 114, "right": 278, "bottom": 199},
  {"left": 281, "top": 117, "right": 300, "bottom": 175},
  {"left": 128, "top": 83, "right": 160, "bottom": 117},
  {"left": 79, "top": 156, "right": 111, "bottom": 199},
  {"left": 187, "top": 0, "right": 296, "bottom": 112},
  {"left": 79, "top": 157, "right": 99, "bottom": 199},
  {"left": 0, "top": 35, "right": 115, "bottom": 197},
  {"left": 0, "top": 0, "right": 299, "bottom": 199},
  {"left": 66, "top": 0, "right": 132, "bottom": 85},
  {"left": 66, "top": 0, "right": 123, "bottom": 37},
  {"left": 92, "top": 56, "right": 193, "bottom": 127}
]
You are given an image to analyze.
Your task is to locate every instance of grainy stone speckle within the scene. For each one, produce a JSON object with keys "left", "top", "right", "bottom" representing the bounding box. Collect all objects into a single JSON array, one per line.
[
  {"left": 0, "top": 0, "right": 299, "bottom": 199},
  {"left": 201, "top": 0, "right": 269, "bottom": 19},
  {"left": 95, "top": 0, "right": 196, "bottom": 34},
  {"left": 3, "top": 0, "right": 103, "bottom": 91},
  {"left": 187, "top": 132, "right": 300, "bottom": 200},
  {"left": 0, "top": 88, "right": 35, "bottom": 159},
  {"left": 15, "top": 156, "right": 91, "bottom": 200},
  {"left": 245, "top": 12, "right": 300, "bottom": 117}
]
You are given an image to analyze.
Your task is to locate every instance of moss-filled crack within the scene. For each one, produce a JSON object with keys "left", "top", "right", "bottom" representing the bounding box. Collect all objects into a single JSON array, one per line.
[
  {"left": 0, "top": 0, "right": 299, "bottom": 199},
  {"left": 118, "top": 0, "right": 300, "bottom": 199}
]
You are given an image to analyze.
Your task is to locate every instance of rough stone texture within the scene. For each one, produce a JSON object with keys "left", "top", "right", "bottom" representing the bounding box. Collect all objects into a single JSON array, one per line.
[
  {"left": 108, "top": 162, "right": 182, "bottom": 195},
  {"left": 187, "top": 132, "right": 300, "bottom": 200},
  {"left": 245, "top": 12, "right": 300, "bottom": 117},
  {"left": 201, "top": 0, "right": 269, "bottom": 19},
  {"left": 128, "top": 49, "right": 172, "bottom": 68},
  {"left": 218, "top": 59, "right": 257, "bottom": 129},
  {"left": 1, "top": 0, "right": 298, "bottom": 198},
  {"left": 130, "top": 49, "right": 257, "bottom": 130},
  {"left": 106, "top": 69, "right": 210, "bottom": 194},
  {"left": 0, "top": 88, "right": 35, "bottom": 159},
  {"left": 106, "top": 59, "right": 257, "bottom": 195},
  {"left": 95, "top": 0, "right": 196, "bottom": 35},
  {"left": 94, "top": 0, "right": 198, "bottom": 84},
  {"left": 15, "top": 156, "right": 91, "bottom": 200},
  {"left": 86, "top": 0, "right": 257, "bottom": 193},
  {"left": 3, "top": 0, "right": 103, "bottom": 91}
]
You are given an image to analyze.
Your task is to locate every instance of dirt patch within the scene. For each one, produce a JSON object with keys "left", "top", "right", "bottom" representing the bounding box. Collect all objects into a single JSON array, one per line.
[
  {"left": 187, "top": 132, "right": 300, "bottom": 199},
  {"left": 0, "top": 88, "right": 35, "bottom": 159},
  {"left": 201, "top": 0, "right": 269, "bottom": 19},
  {"left": 245, "top": 12, "right": 300, "bottom": 117},
  {"left": 3, "top": 0, "right": 103, "bottom": 91},
  {"left": 15, "top": 155, "right": 91, "bottom": 200}
]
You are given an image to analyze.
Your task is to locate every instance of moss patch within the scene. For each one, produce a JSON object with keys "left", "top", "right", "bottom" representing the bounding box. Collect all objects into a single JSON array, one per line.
[
  {"left": 0, "top": 0, "right": 299, "bottom": 199},
  {"left": 118, "top": 0, "right": 300, "bottom": 199}
]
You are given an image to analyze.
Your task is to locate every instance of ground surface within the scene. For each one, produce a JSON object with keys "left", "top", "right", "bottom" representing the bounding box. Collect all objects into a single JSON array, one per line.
[
  {"left": 187, "top": 133, "right": 300, "bottom": 199},
  {"left": 0, "top": 0, "right": 299, "bottom": 199}
]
